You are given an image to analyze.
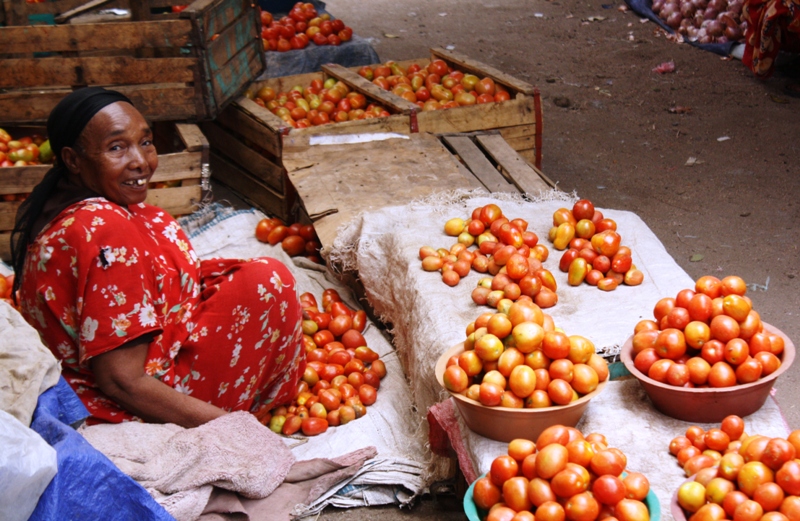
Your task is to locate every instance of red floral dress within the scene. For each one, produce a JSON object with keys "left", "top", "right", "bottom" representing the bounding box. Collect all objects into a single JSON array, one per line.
[
  {"left": 743, "top": 0, "right": 800, "bottom": 77},
  {"left": 20, "top": 199, "right": 304, "bottom": 424}
]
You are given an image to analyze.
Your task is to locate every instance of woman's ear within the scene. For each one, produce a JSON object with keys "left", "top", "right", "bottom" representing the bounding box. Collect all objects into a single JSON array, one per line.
[{"left": 60, "top": 146, "right": 81, "bottom": 175}]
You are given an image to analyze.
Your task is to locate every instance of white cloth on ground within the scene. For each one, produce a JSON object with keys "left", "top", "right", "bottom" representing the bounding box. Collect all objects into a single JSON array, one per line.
[
  {"left": 328, "top": 191, "right": 696, "bottom": 482},
  {"left": 178, "top": 205, "right": 430, "bottom": 515}
]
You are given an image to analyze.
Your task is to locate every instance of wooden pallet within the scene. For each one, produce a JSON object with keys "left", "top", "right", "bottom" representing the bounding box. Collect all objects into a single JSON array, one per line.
[{"left": 441, "top": 131, "right": 554, "bottom": 196}]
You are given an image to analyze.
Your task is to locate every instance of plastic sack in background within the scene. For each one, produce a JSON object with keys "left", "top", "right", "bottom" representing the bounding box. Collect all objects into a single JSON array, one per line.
[{"left": 0, "top": 409, "right": 58, "bottom": 521}]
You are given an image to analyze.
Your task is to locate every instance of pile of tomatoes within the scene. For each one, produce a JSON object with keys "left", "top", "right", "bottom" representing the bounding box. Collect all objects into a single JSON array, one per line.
[
  {"left": 442, "top": 301, "right": 609, "bottom": 409},
  {"left": 250, "top": 79, "right": 390, "bottom": 128},
  {"left": 630, "top": 275, "right": 784, "bottom": 388},
  {"left": 472, "top": 425, "right": 653, "bottom": 521},
  {"left": 552, "top": 199, "right": 644, "bottom": 292},
  {"left": 255, "top": 217, "right": 323, "bottom": 264},
  {"left": 259, "top": 3, "right": 353, "bottom": 52},
  {"left": 255, "top": 289, "right": 386, "bottom": 437},
  {"left": 356, "top": 59, "right": 511, "bottom": 111},
  {"left": 672, "top": 415, "right": 800, "bottom": 521},
  {"left": 0, "top": 128, "right": 52, "bottom": 169},
  {"left": 420, "top": 203, "right": 558, "bottom": 310}
]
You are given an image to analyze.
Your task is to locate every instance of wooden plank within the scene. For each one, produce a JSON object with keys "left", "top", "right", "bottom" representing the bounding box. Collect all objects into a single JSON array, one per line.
[
  {"left": 0, "top": 166, "right": 50, "bottom": 194},
  {"left": 174, "top": 123, "right": 209, "bottom": 152},
  {"left": 216, "top": 99, "right": 283, "bottom": 159},
  {"left": 416, "top": 96, "right": 535, "bottom": 135},
  {"left": 502, "top": 134, "right": 536, "bottom": 153},
  {"left": 0, "top": 233, "right": 10, "bottom": 263},
  {"left": 208, "top": 41, "right": 262, "bottom": 117},
  {"left": 206, "top": 8, "right": 259, "bottom": 73},
  {"left": 145, "top": 185, "right": 202, "bottom": 216},
  {"left": 0, "top": 202, "right": 22, "bottom": 231},
  {"left": 257, "top": 72, "right": 325, "bottom": 94},
  {"left": 499, "top": 124, "right": 537, "bottom": 140},
  {"left": 0, "top": 20, "right": 192, "bottom": 54},
  {"left": 475, "top": 134, "right": 552, "bottom": 194},
  {"left": 209, "top": 151, "right": 292, "bottom": 222},
  {"left": 323, "top": 64, "right": 418, "bottom": 115},
  {"left": 430, "top": 47, "right": 536, "bottom": 96},
  {"left": 283, "top": 133, "right": 471, "bottom": 249},
  {"left": 153, "top": 151, "right": 203, "bottom": 181},
  {"left": 5, "top": 0, "right": 86, "bottom": 24},
  {"left": 281, "top": 115, "right": 412, "bottom": 148},
  {"left": 442, "top": 135, "right": 515, "bottom": 193},
  {"left": 200, "top": 121, "right": 284, "bottom": 192},
  {"left": 55, "top": 0, "right": 115, "bottom": 23},
  {"left": 0, "top": 56, "right": 196, "bottom": 88},
  {"left": 454, "top": 160, "right": 488, "bottom": 192}
]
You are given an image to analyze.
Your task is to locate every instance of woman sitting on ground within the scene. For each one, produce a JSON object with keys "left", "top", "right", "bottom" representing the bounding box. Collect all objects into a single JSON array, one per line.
[{"left": 11, "top": 87, "right": 305, "bottom": 427}]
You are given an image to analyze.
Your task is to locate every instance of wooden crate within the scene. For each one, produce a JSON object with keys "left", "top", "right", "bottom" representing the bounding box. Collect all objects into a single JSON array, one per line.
[
  {"left": 202, "top": 66, "right": 415, "bottom": 221},
  {"left": 341, "top": 48, "right": 544, "bottom": 170},
  {"left": 0, "top": 122, "right": 209, "bottom": 263},
  {"left": 0, "top": 0, "right": 263, "bottom": 124}
]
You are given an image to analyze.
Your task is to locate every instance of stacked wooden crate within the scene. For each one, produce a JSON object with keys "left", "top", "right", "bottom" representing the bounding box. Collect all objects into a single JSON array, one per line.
[
  {"left": 204, "top": 47, "right": 542, "bottom": 221},
  {"left": 0, "top": 0, "right": 266, "bottom": 262}
]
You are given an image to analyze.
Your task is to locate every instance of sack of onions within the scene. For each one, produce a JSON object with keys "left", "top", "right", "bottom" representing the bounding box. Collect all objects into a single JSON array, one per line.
[{"left": 651, "top": 0, "right": 747, "bottom": 44}]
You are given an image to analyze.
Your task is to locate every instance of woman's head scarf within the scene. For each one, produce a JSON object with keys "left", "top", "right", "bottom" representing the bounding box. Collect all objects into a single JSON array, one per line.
[{"left": 10, "top": 87, "right": 134, "bottom": 300}]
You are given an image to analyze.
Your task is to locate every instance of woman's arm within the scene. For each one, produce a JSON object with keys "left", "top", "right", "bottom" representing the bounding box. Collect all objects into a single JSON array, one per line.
[{"left": 90, "top": 336, "right": 227, "bottom": 428}]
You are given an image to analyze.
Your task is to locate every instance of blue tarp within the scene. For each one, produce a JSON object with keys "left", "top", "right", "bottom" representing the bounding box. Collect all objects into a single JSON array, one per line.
[{"left": 28, "top": 378, "right": 173, "bottom": 521}]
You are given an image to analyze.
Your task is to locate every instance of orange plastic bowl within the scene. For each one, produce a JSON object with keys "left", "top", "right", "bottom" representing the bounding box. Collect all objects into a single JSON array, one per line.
[
  {"left": 620, "top": 322, "right": 794, "bottom": 423},
  {"left": 435, "top": 343, "right": 608, "bottom": 443}
]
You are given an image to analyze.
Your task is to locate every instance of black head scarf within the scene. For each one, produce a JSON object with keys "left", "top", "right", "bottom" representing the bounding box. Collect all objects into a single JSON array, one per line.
[{"left": 10, "top": 87, "right": 134, "bottom": 301}]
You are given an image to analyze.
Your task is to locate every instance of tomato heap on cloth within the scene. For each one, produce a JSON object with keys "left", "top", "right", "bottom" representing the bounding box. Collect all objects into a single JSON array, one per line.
[{"left": 421, "top": 203, "right": 558, "bottom": 309}]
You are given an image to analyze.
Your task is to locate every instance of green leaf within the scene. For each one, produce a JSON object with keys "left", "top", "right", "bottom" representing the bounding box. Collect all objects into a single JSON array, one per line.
[{"left": 690, "top": 254, "right": 704, "bottom": 262}]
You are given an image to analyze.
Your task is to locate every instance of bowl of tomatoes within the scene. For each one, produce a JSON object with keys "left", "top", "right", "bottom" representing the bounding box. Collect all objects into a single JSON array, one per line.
[
  {"left": 620, "top": 322, "right": 794, "bottom": 423},
  {"left": 435, "top": 343, "right": 608, "bottom": 443}
]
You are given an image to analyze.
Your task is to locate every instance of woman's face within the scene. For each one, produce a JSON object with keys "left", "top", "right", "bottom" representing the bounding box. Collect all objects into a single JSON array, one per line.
[{"left": 63, "top": 102, "right": 158, "bottom": 206}]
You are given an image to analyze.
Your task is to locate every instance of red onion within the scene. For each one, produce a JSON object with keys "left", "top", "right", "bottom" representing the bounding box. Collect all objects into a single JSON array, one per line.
[
  {"left": 653, "top": 0, "right": 666, "bottom": 12},
  {"left": 667, "top": 11, "right": 684, "bottom": 28},
  {"left": 707, "top": 19, "right": 724, "bottom": 36},
  {"left": 725, "top": 24, "right": 743, "bottom": 39},
  {"left": 691, "top": 0, "right": 709, "bottom": 10},
  {"left": 681, "top": 3, "right": 697, "bottom": 18},
  {"left": 708, "top": 0, "right": 727, "bottom": 12},
  {"left": 728, "top": 0, "right": 743, "bottom": 15},
  {"left": 694, "top": 12, "right": 705, "bottom": 26},
  {"left": 660, "top": 3, "right": 678, "bottom": 20},
  {"left": 704, "top": 7, "right": 719, "bottom": 20}
]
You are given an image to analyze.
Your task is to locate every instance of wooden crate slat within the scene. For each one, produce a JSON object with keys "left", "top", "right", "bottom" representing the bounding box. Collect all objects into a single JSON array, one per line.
[
  {"left": 207, "top": 41, "right": 262, "bottom": 115},
  {"left": 200, "top": 121, "right": 284, "bottom": 193},
  {"left": 0, "top": 232, "right": 10, "bottom": 263},
  {"left": 0, "top": 165, "right": 50, "bottom": 194},
  {"left": 475, "top": 134, "right": 552, "bottom": 194},
  {"left": 153, "top": 151, "right": 204, "bottom": 182},
  {"left": 499, "top": 124, "right": 537, "bottom": 140},
  {"left": 416, "top": 96, "right": 535, "bottom": 135},
  {"left": 217, "top": 99, "right": 284, "bottom": 158},
  {"left": 184, "top": 0, "right": 249, "bottom": 41},
  {"left": 205, "top": 9, "right": 258, "bottom": 72},
  {"left": 442, "top": 135, "right": 514, "bottom": 193},
  {"left": 1, "top": 56, "right": 196, "bottom": 89},
  {"left": 209, "top": 151, "right": 291, "bottom": 221},
  {"left": 430, "top": 47, "right": 537, "bottom": 96},
  {"left": 0, "top": 201, "right": 22, "bottom": 232},
  {"left": 502, "top": 134, "right": 536, "bottom": 152},
  {"left": 55, "top": 0, "right": 117, "bottom": 24},
  {"left": 280, "top": 115, "right": 412, "bottom": 148},
  {"left": 144, "top": 185, "right": 202, "bottom": 215},
  {"left": 175, "top": 123, "right": 209, "bottom": 152},
  {"left": 322, "top": 64, "right": 418, "bottom": 115},
  {"left": 1, "top": 20, "right": 192, "bottom": 54}
]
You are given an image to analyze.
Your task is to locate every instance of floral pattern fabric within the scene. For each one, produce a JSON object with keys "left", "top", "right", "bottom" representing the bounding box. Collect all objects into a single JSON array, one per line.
[
  {"left": 20, "top": 199, "right": 304, "bottom": 424},
  {"left": 743, "top": 0, "right": 800, "bottom": 78}
]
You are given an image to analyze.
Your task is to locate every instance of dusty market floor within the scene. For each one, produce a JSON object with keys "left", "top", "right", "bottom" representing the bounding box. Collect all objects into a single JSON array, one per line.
[{"left": 253, "top": 0, "right": 799, "bottom": 518}]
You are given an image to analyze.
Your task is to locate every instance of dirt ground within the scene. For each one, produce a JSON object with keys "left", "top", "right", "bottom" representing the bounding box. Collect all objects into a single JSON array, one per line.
[{"left": 306, "top": 0, "right": 800, "bottom": 518}]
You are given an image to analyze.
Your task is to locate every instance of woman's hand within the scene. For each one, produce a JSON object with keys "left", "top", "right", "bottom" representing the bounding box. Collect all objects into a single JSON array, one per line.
[{"left": 90, "top": 335, "right": 227, "bottom": 428}]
